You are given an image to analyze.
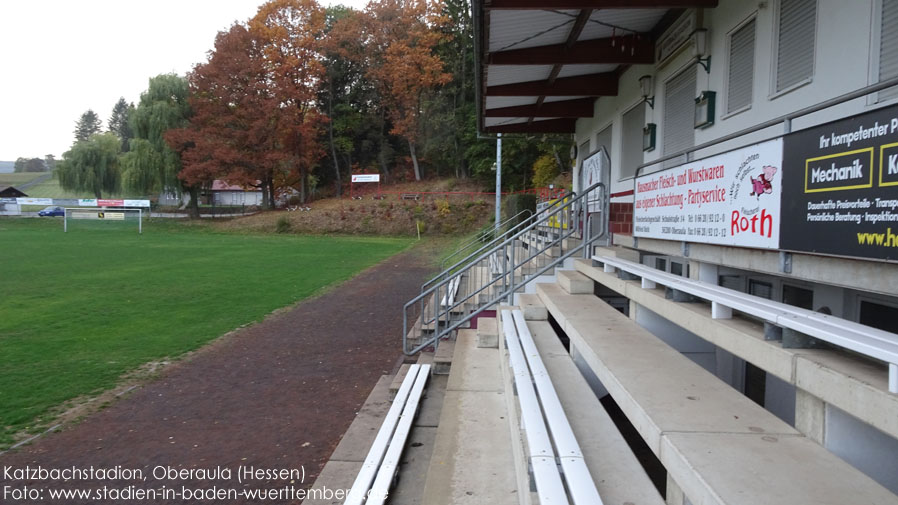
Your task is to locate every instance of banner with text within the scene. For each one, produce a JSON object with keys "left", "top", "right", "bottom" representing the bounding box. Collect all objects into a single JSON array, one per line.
[
  {"left": 634, "top": 138, "right": 783, "bottom": 249},
  {"left": 351, "top": 174, "right": 380, "bottom": 183},
  {"left": 781, "top": 104, "right": 898, "bottom": 260}
]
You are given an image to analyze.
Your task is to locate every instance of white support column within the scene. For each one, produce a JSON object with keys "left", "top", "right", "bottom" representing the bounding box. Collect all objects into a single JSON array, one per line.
[
  {"left": 641, "top": 278, "right": 657, "bottom": 289},
  {"left": 795, "top": 388, "right": 826, "bottom": 445},
  {"left": 603, "top": 263, "right": 615, "bottom": 273},
  {"left": 890, "top": 363, "right": 898, "bottom": 394},
  {"left": 711, "top": 301, "right": 733, "bottom": 319},
  {"left": 666, "top": 474, "right": 685, "bottom": 505}
]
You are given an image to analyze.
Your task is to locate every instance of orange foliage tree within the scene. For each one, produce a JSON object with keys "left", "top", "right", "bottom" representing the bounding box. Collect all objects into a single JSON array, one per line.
[
  {"left": 361, "top": 0, "right": 451, "bottom": 181},
  {"left": 168, "top": 0, "right": 326, "bottom": 208}
]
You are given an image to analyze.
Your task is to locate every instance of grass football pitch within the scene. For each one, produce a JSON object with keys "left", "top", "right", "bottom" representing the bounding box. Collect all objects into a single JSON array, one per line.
[{"left": 0, "top": 218, "right": 413, "bottom": 448}]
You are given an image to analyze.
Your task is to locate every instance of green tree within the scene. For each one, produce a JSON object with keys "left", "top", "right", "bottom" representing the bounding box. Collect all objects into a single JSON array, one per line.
[
  {"left": 74, "top": 109, "right": 103, "bottom": 143},
  {"left": 531, "top": 154, "right": 559, "bottom": 187},
  {"left": 121, "top": 74, "right": 191, "bottom": 199},
  {"left": 24, "top": 158, "right": 47, "bottom": 172},
  {"left": 44, "top": 154, "right": 57, "bottom": 171},
  {"left": 108, "top": 97, "right": 135, "bottom": 152},
  {"left": 57, "top": 133, "right": 122, "bottom": 198},
  {"left": 13, "top": 157, "right": 26, "bottom": 172}
]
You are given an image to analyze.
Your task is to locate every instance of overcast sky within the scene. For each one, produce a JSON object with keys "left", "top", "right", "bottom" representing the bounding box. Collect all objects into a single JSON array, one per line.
[{"left": 0, "top": 0, "right": 368, "bottom": 162}]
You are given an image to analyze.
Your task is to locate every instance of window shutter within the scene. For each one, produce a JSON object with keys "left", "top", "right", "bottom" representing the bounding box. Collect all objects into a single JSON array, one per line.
[
  {"left": 775, "top": 0, "right": 816, "bottom": 92},
  {"left": 663, "top": 67, "right": 696, "bottom": 167},
  {"left": 880, "top": 0, "right": 898, "bottom": 101},
  {"left": 621, "top": 102, "right": 646, "bottom": 179},
  {"left": 727, "top": 19, "right": 755, "bottom": 113}
]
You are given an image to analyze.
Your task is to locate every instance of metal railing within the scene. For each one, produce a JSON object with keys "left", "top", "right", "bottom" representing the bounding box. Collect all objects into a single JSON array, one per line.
[
  {"left": 438, "top": 209, "right": 533, "bottom": 272},
  {"left": 402, "top": 177, "right": 608, "bottom": 355}
]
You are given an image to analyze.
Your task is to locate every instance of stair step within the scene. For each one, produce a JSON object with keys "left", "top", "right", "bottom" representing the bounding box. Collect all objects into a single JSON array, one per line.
[
  {"left": 557, "top": 269, "right": 593, "bottom": 294},
  {"left": 421, "top": 330, "right": 517, "bottom": 505},
  {"left": 516, "top": 293, "right": 547, "bottom": 320},
  {"left": 476, "top": 317, "right": 498, "bottom": 348},
  {"left": 432, "top": 340, "right": 456, "bottom": 375}
]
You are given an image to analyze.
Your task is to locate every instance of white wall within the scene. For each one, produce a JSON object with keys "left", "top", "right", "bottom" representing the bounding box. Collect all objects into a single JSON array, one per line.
[{"left": 574, "top": 0, "right": 886, "bottom": 203}]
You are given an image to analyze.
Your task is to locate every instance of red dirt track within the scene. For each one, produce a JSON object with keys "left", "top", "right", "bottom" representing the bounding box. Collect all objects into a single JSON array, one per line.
[{"left": 0, "top": 247, "right": 433, "bottom": 504}]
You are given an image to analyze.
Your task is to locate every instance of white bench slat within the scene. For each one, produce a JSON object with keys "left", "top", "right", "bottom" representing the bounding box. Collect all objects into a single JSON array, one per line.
[
  {"left": 440, "top": 275, "right": 461, "bottom": 308},
  {"left": 344, "top": 364, "right": 423, "bottom": 505},
  {"left": 501, "top": 311, "right": 568, "bottom": 504},
  {"left": 367, "top": 363, "right": 431, "bottom": 505},
  {"left": 594, "top": 254, "right": 898, "bottom": 392},
  {"left": 511, "top": 310, "right": 603, "bottom": 505}
]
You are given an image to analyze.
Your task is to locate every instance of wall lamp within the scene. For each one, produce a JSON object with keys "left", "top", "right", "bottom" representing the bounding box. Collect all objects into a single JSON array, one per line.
[
  {"left": 639, "top": 74, "right": 655, "bottom": 109},
  {"left": 692, "top": 28, "right": 711, "bottom": 73}
]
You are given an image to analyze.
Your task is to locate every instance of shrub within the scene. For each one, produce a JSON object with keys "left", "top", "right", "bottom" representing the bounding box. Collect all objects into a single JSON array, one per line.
[
  {"left": 276, "top": 215, "right": 291, "bottom": 234},
  {"left": 435, "top": 198, "right": 451, "bottom": 217}
]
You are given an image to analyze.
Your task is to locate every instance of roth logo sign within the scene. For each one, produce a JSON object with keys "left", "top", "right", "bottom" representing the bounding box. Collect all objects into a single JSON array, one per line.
[{"left": 731, "top": 209, "right": 774, "bottom": 238}]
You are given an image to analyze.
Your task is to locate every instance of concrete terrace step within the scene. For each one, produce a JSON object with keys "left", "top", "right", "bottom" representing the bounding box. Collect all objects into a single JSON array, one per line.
[
  {"left": 535, "top": 281, "right": 898, "bottom": 505},
  {"left": 508, "top": 312, "right": 666, "bottom": 505},
  {"left": 420, "top": 328, "right": 517, "bottom": 505},
  {"left": 432, "top": 339, "right": 456, "bottom": 375},
  {"left": 304, "top": 369, "right": 449, "bottom": 505}
]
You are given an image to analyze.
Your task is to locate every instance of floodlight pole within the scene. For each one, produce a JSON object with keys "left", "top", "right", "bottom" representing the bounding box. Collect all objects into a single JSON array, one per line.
[{"left": 495, "top": 133, "right": 502, "bottom": 232}]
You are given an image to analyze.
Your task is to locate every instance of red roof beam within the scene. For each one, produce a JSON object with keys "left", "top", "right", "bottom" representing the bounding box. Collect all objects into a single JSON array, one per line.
[
  {"left": 489, "top": 36, "right": 654, "bottom": 65},
  {"left": 484, "top": 98, "right": 595, "bottom": 117},
  {"left": 486, "top": 72, "right": 618, "bottom": 96},
  {"left": 484, "top": 118, "right": 577, "bottom": 134},
  {"left": 485, "top": 0, "right": 717, "bottom": 9}
]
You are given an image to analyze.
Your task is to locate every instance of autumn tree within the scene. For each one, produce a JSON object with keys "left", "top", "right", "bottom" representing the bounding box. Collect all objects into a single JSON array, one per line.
[
  {"left": 173, "top": 1, "right": 326, "bottom": 209},
  {"left": 74, "top": 109, "right": 102, "bottom": 142},
  {"left": 360, "top": 0, "right": 451, "bottom": 181},
  {"left": 250, "top": 0, "right": 327, "bottom": 204},
  {"left": 57, "top": 133, "right": 122, "bottom": 198},
  {"left": 318, "top": 6, "right": 387, "bottom": 194}
]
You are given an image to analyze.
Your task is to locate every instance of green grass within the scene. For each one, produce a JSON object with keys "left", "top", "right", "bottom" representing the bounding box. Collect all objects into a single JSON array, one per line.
[
  {"left": 0, "top": 218, "right": 412, "bottom": 447},
  {"left": 0, "top": 172, "right": 50, "bottom": 187}
]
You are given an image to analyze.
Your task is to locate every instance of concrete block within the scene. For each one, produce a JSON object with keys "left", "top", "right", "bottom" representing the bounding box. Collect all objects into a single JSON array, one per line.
[
  {"left": 476, "top": 317, "right": 498, "bottom": 348},
  {"left": 433, "top": 340, "right": 455, "bottom": 375},
  {"left": 557, "top": 270, "right": 593, "bottom": 294},
  {"left": 517, "top": 293, "right": 548, "bottom": 320},
  {"left": 389, "top": 363, "right": 412, "bottom": 401}
]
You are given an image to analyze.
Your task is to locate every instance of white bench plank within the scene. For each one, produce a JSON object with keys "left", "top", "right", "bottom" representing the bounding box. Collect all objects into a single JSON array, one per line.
[{"left": 344, "top": 364, "right": 424, "bottom": 505}]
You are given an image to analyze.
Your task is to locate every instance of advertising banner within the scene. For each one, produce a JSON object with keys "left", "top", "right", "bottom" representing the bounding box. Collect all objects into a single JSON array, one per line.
[
  {"left": 634, "top": 138, "right": 783, "bottom": 249},
  {"left": 16, "top": 198, "right": 53, "bottom": 206},
  {"left": 351, "top": 174, "right": 380, "bottom": 183},
  {"left": 781, "top": 104, "right": 898, "bottom": 260}
]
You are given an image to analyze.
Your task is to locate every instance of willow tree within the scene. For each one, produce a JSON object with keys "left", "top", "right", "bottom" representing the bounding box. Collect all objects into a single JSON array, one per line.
[
  {"left": 121, "top": 74, "right": 193, "bottom": 209},
  {"left": 57, "top": 133, "right": 122, "bottom": 198}
]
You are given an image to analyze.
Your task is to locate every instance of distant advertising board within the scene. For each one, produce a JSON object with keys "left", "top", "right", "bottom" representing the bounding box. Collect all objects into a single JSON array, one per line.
[
  {"left": 80, "top": 199, "right": 150, "bottom": 208},
  {"left": 351, "top": 174, "right": 380, "bottom": 183},
  {"left": 634, "top": 138, "right": 783, "bottom": 249},
  {"left": 781, "top": 104, "right": 898, "bottom": 260},
  {"left": 16, "top": 198, "right": 53, "bottom": 205}
]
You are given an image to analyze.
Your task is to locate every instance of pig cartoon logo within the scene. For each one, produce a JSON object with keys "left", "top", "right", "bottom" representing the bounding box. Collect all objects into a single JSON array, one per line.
[{"left": 750, "top": 165, "right": 777, "bottom": 199}]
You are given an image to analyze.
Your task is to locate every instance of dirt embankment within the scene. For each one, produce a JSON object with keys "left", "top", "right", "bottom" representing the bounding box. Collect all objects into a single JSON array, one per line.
[{"left": 216, "top": 180, "right": 496, "bottom": 236}]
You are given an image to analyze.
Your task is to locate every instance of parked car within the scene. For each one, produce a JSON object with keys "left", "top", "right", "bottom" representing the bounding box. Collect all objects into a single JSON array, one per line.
[{"left": 38, "top": 206, "right": 65, "bottom": 217}]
